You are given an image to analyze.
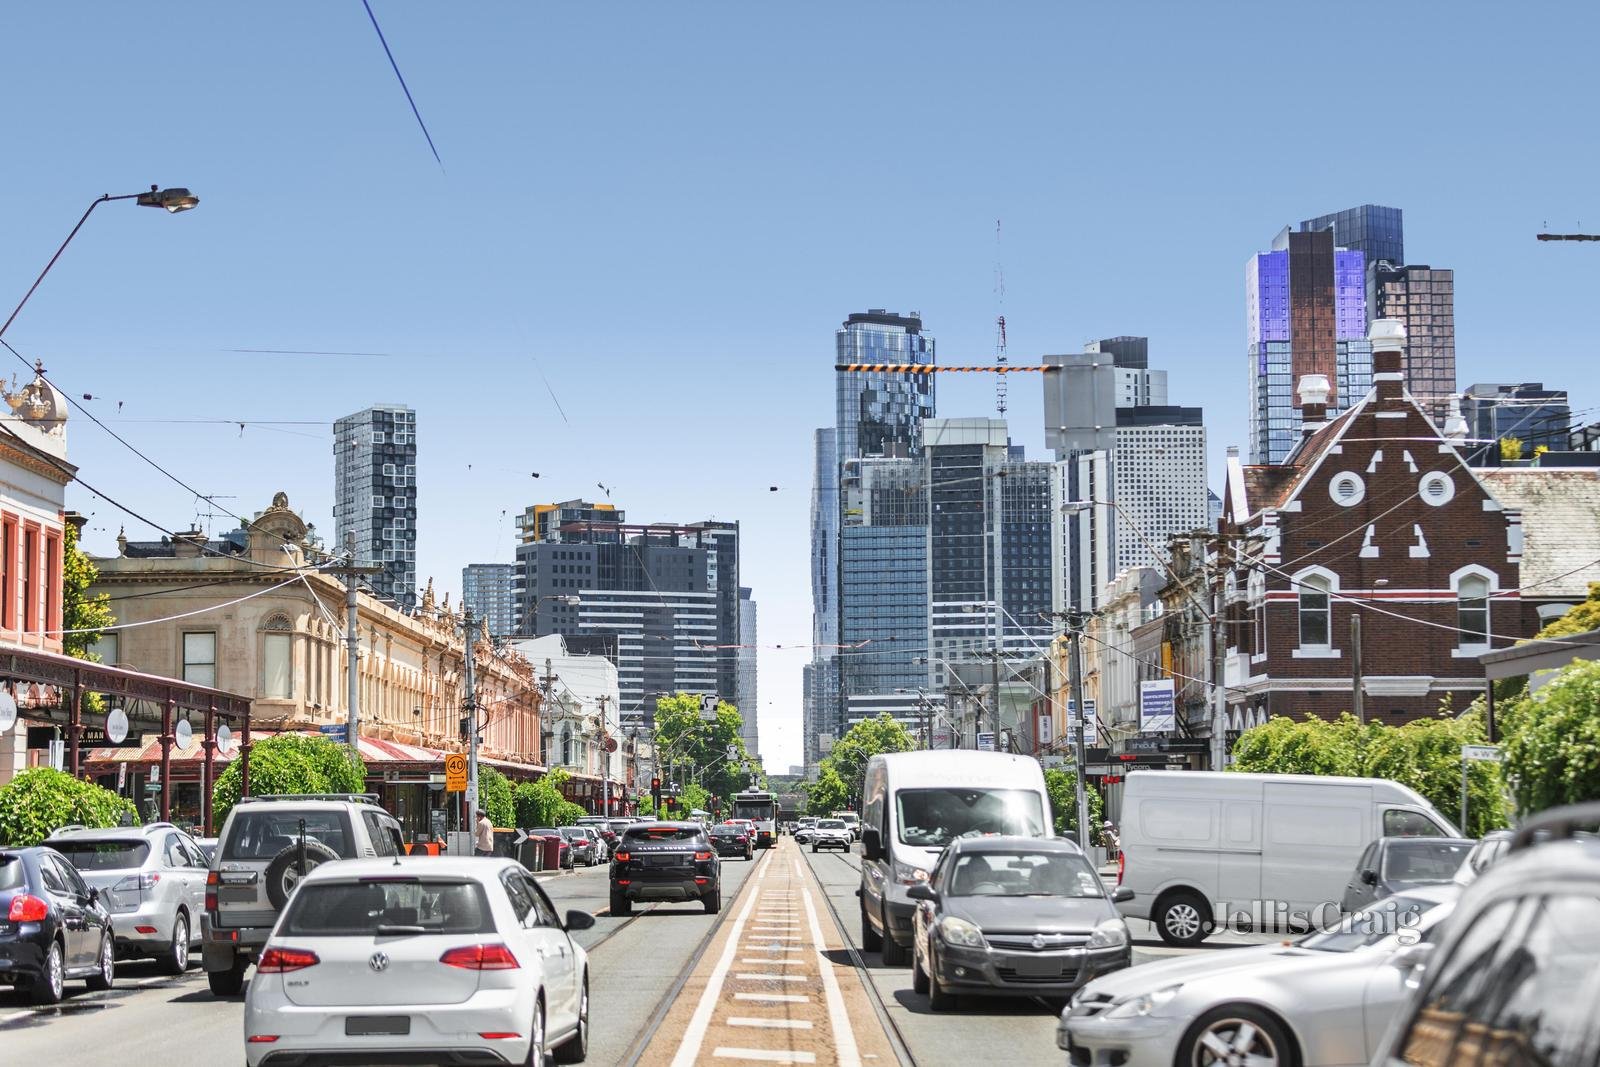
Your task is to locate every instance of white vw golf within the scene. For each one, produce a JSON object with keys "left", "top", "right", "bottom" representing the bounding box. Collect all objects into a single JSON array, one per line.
[{"left": 244, "top": 857, "right": 591, "bottom": 1066}]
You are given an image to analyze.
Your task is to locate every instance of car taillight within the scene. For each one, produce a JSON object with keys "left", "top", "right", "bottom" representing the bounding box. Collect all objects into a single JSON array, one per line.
[
  {"left": 440, "top": 944, "right": 519, "bottom": 970},
  {"left": 114, "top": 872, "right": 161, "bottom": 892},
  {"left": 1117, "top": 851, "right": 1125, "bottom": 886},
  {"left": 257, "top": 947, "right": 319, "bottom": 973},
  {"left": 695, "top": 851, "right": 713, "bottom": 862},
  {"left": 8, "top": 894, "right": 48, "bottom": 923},
  {"left": 613, "top": 851, "right": 630, "bottom": 862},
  {"left": 205, "top": 869, "right": 219, "bottom": 912}
]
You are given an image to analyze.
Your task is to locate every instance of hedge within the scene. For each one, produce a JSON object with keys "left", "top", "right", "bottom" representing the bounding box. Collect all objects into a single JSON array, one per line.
[{"left": 0, "top": 768, "right": 140, "bottom": 846}]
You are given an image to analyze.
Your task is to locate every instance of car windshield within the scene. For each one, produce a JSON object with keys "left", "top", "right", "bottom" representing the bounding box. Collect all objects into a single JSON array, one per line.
[
  {"left": 0, "top": 855, "right": 22, "bottom": 890},
  {"left": 1382, "top": 840, "right": 1472, "bottom": 883},
  {"left": 223, "top": 810, "right": 355, "bottom": 860},
  {"left": 896, "top": 789, "right": 1047, "bottom": 848},
  {"left": 50, "top": 840, "right": 150, "bottom": 871},
  {"left": 819, "top": 820, "right": 845, "bottom": 829},
  {"left": 711, "top": 826, "right": 741, "bottom": 836},
  {"left": 945, "top": 851, "right": 1105, "bottom": 898},
  {"left": 1301, "top": 893, "right": 1444, "bottom": 953},
  {"left": 280, "top": 878, "right": 495, "bottom": 936},
  {"left": 624, "top": 825, "right": 701, "bottom": 843}
]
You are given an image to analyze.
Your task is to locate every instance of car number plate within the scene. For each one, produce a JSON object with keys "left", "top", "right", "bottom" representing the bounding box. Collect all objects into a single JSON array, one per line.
[
  {"left": 644, "top": 853, "right": 686, "bottom": 866},
  {"left": 345, "top": 1015, "right": 410, "bottom": 1037},
  {"left": 1013, "top": 956, "right": 1062, "bottom": 978},
  {"left": 219, "top": 872, "right": 258, "bottom": 885}
]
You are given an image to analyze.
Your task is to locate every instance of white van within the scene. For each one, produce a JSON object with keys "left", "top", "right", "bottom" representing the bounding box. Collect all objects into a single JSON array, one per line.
[
  {"left": 1116, "top": 770, "right": 1459, "bottom": 946},
  {"left": 859, "top": 750, "right": 1052, "bottom": 966}
]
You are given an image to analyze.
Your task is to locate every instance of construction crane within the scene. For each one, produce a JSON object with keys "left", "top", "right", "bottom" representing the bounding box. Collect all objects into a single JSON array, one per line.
[
  {"left": 834, "top": 363, "right": 1058, "bottom": 373},
  {"left": 1536, "top": 233, "right": 1600, "bottom": 242}
]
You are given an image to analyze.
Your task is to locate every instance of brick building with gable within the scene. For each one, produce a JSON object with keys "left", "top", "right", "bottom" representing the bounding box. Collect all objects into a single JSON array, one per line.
[{"left": 1219, "top": 320, "right": 1530, "bottom": 727}]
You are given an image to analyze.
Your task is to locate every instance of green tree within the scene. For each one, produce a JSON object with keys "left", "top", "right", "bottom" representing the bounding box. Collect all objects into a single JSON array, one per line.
[
  {"left": 477, "top": 767, "right": 515, "bottom": 827},
  {"left": 62, "top": 521, "right": 114, "bottom": 661},
  {"left": 800, "top": 765, "right": 850, "bottom": 816},
  {"left": 513, "top": 769, "right": 572, "bottom": 827},
  {"left": 826, "top": 714, "right": 917, "bottom": 798},
  {"left": 0, "top": 768, "right": 139, "bottom": 846},
  {"left": 210, "top": 733, "right": 367, "bottom": 826},
  {"left": 652, "top": 693, "right": 753, "bottom": 803},
  {"left": 1230, "top": 714, "right": 1364, "bottom": 776},
  {"left": 1501, "top": 659, "right": 1600, "bottom": 814},
  {"left": 1535, "top": 582, "right": 1600, "bottom": 640},
  {"left": 1043, "top": 768, "right": 1106, "bottom": 843}
]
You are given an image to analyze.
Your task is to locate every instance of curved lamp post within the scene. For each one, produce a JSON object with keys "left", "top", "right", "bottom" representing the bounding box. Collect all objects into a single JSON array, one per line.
[{"left": 0, "top": 185, "right": 200, "bottom": 341}]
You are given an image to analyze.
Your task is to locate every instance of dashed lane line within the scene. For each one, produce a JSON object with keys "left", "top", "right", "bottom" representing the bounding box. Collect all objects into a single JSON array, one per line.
[
  {"left": 667, "top": 863, "right": 764, "bottom": 1067},
  {"left": 730, "top": 1018, "right": 815, "bottom": 1030},
  {"left": 713, "top": 1048, "right": 817, "bottom": 1064},
  {"left": 801, "top": 883, "right": 861, "bottom": 1067}
]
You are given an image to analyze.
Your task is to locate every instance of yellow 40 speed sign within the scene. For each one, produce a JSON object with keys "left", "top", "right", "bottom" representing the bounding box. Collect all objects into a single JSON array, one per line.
[{"left": 444, "top": 752, "right": 468, "bottom": 792}]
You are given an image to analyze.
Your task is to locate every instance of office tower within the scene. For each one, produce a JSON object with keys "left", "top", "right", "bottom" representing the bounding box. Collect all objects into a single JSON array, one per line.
[
  {"left": 1461, "top": 383, "right": 1573, "bottom": 465},
  {"left": 838, "top": 456, "right": 928, "bottom": 718},
  {"left": 1299, "top": 204, "right": 1404, "bottom": 267},
  {"left": 686, "top": 520, "right": 742, "bottom": 716},
  {"left": 809, "top": 310, "right": 937, "bottom": 760},
  {"left": 512, "top": 500, "right": 623, "bottom": 635},
  {"left": 1370, "top": 263, "right": 1456, "bottom": 420},
  {"left": 1247, "top": 229, "right": 1374, "bottom": 464},
  {"left": 461, "top": 564, "right": 516, "bottom": 640},
  {"left": 737, "top": 587, "right": 758, "bottom": 758},
  {"left": 333, "top": 405, "right": 417, "bottom": 609}
]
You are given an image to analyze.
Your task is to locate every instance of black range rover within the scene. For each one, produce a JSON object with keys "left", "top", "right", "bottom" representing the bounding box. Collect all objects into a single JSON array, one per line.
[{"left": 609, "top": 822, "right": 721, "bottom": 916}]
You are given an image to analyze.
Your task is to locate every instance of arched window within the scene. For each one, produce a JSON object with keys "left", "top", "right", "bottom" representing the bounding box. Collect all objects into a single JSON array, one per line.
[
  {"left": 1458, "top": 574, "right": 1491, "bottom": 649},
  {"left": 1298, "top": 574, "right": 1332, "bottom": 649},
  {"left": 260, "top": 613, "right": 293, "bottom": 699}
]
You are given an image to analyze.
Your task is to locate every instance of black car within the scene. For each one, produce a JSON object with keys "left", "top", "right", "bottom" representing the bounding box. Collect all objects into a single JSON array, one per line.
[
  {"left": 609, "top": 822, "right": 721, "bottom": 915},
  {"left": 1, "top": 846, "right": 117, "bottom": 1004},
  {"left": 1340, "top": 835, "right": 1474, "bottom": 913},
  {"left": 709, "top": 824, "right": 754, "bottom": 860}
]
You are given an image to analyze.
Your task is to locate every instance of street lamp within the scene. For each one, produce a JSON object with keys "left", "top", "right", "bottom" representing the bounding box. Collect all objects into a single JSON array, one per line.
[{"left": 1, "top": 185, "right": 201, "bottom": 342}]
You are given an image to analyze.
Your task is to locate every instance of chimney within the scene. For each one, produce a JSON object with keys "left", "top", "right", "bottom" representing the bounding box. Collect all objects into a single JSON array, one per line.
[
  {"left": 1297, "top": 373, "right": 1332, "bottom": 436},
  {"left": 1442, "top": 394, "right": 1469, "bottom": 447},
  {"left": 1370, "top": 318, "right": 1407, "bottom": 406}
]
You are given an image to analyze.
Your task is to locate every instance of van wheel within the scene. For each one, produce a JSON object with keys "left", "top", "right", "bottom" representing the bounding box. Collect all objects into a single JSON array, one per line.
[
  {"left": 1155, "top": 891, "right": 1213, "bottom": 947},
  {"left": 860, "top": 898, "right": 882, "bottom": 952},
  {"left": 880, "top": 908, "right": 909, "bottom": 966}
]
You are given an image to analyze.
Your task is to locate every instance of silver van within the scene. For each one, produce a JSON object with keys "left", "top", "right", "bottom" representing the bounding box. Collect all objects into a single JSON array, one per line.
[{"left": 48, "top": 822, "right": 207, "bottom": 974}]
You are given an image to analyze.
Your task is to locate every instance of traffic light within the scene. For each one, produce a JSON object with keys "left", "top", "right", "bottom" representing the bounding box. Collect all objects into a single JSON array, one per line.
[{"left": 651, "top": 777, "right": 662, "bottom": 812}]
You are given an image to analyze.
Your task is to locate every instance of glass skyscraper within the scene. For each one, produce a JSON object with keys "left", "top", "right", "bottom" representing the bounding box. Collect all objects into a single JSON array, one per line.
[
  {"left": 1299, "top": 204, "right": 1404, "bottom": 267},
  {"left": 1247, "top": 229, "right": 1373, "bottom": 463},
  {"left": 1370, "top": 263, "right": 1457, "bottom": 421},
  {"left": 333, "top": 405, "right": 417, "bottom": 609},
  {"left": 462, "top": 563, "right": 516, "bottom": 639}
]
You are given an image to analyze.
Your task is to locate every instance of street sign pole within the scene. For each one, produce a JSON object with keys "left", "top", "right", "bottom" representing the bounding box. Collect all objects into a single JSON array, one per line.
[
  {"left": 1067, "top": 611, "right": 1092, "bottom": 852},
  {"left": 1461, "top": 754, "right": 1469, "bottom": 834}
]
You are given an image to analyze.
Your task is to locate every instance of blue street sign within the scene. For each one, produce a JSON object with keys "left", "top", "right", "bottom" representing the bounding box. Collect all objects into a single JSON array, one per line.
[{"left": 319, "top": 723, "right": 349, "bottom": 740}]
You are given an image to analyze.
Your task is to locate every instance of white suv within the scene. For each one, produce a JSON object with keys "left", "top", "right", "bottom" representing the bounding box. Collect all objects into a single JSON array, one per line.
[
  {"left": 202, "top": 794, "right": 404, "bottom": 996},
  {"left": 48, "top": 822, "right": 208, "bottom": 974}
]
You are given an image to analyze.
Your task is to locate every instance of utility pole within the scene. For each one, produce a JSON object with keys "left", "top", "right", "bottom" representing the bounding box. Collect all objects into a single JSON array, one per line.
[
  {"left": 597, "top": 694, "right": 611, "bottom": 815},
  {"left": 1065, "top": 610, "right": 1093, "bottom": 851},
  {"left": 463, "top": 606, "right": 479, "bottom": 816},
  {"left": 323, "top": 533, "right": 381, "bottom": 755},
  {"left": 1351, "top": 614, "right": 1364, "bottom": 725}
]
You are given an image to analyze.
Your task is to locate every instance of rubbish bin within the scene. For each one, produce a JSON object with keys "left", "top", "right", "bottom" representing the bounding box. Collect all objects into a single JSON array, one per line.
[
  {"left": 538, "top": 834, "right": 564, "bottom": 872},
  {"left": 517, "top": 835, "right": 545, "bottom": 872}
]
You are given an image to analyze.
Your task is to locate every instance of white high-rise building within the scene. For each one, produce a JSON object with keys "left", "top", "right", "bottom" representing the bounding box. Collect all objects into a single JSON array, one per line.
[{"left": 737, "top": 587, "right": 758, "bottom": 762}]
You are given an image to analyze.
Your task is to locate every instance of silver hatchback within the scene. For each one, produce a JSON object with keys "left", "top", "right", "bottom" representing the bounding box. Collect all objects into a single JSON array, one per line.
[{"left": 47, "top": 822, "right": 207, "bottom": 974}]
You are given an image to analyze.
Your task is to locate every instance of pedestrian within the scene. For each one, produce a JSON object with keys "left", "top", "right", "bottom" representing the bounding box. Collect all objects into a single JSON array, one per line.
[{"left": 474, "top": 807, "right": 495, "bottom": 857}]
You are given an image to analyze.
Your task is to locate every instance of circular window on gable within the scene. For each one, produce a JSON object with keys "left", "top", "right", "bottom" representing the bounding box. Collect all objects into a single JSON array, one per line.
[
  {"left": 1328, "top": 471, "right": 1366, "bottom": 507},
  {"left": 1420, "top": 470, "right": 1456, "bottom": 506}
]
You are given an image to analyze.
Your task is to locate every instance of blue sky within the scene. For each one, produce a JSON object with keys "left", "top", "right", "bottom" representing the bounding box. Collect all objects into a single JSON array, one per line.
[{"left": 3, "top": 2, "right": 1597, "bottom": 771}]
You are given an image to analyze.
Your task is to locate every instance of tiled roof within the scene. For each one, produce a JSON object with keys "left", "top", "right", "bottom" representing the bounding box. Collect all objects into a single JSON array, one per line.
[
  {"left": 1478, "top": 468, "right": 1600, "bottom": 598},
  {"left": 1238, "top": 407, "right": 1360, "bottom": 515}
]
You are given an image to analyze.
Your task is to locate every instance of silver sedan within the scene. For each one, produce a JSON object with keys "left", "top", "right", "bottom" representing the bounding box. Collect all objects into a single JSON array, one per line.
[{"left": 1058, "top": 885, "right": 1457, "bottom": 1067}]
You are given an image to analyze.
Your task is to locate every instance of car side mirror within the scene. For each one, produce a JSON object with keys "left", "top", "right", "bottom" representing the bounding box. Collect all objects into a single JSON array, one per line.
[
  {"left": 1112, "top": 886, "right": 1134, "bottom": 904},
  {"left": 1361, "top": 869, "right": 1379, "bottom": 886},
  {"left": 1390, "top": 942, "right": 1435, "bottom": 971},
  {"left": 861, "top": 827, "right": 882, "bottom": 862},
  {"left": 86, "top": 887, "right": 100, "bottom": 905},
  {"left": 906, "top": 883, "right": 937, "bottom": 903},
  {"left": 565, "top": 909, "right": 596, "bottom": 931}
]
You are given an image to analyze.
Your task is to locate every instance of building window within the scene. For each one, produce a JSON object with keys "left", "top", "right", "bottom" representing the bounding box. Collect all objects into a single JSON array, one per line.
[
  {"left": 1298, "top": 575, "right": 1331, "bottom": 649},
  {"left": 44, "top": 532, "right": 59, "bottom": 635},
  {"left": 0, "top": 517, "right": 12, "bottom": 631},
  {"left": 1458, "top": 574, "right": 1490, "bottom": 648},
  {"left": 183, "top": 632, "right": 217, "bottom": 688},
  {"left": 263, "top": 632, "right": 292, "bottom": 698},
  {"left": 21, "top": 528, "right": 36, "bottom": 633}
]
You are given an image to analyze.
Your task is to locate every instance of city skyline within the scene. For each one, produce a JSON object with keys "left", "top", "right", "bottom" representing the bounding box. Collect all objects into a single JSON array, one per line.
[{"left": 10, "top": 4, "right": 1599, "bottom": 772}]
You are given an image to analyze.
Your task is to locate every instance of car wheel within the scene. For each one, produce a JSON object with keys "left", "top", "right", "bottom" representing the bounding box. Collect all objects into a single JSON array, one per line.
[
  {"left": 264, "top": 839, "right": 340, "bottom": 910},
  {"left": 31, "top": 940, "right": 65, "bottom": 1005},
  {"left": 911, "top": 946, "right": 930, "bottom": 995},
  {"left": 207, "top": 955, "right": 247, "bottom": 996},
  {"left": 704, "top": 888, "right": 722, "bottom": 914},
  {"left": 85, "top": 934, "right": 114, "bottom": 992},
  {"left": 525, "top": 996, "right": 546, "bottom": 1067},
  {"left": 552, "top": 974, "right": 589, "bottom": 1063},
  {"left": 811, "top": 844, "right": 818, "bottom": 853},
  {"left": 880, "top": 907, "right": 909, "bottom": 966},
  {"left": 609, "top": 890, "right": 632, "bottom": 917},
  {"left": 1180, "top": 1005, "right": 1297, "bottom": 1067},
  {"left": 860, "top": 898, "right": 883, "bottom": 952},
  {"left": 159, "top": 912, "right": 190, "bottom": 975},
  {"left": 926, "top": 946, "right": 956, "bottom": 1011},
  {"left": 1155, "top": 890, "right": 1213, "bottom": 948}
]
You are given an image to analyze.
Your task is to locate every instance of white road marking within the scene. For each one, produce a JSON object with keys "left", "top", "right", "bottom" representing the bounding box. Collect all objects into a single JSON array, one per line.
[
  {"left": 801, "top": 883, "right": 861, "bottom": 1067},
  {"left": 733, "top": 972, "right": 807, "bottom": 982},
  {"left": 734, "top": 992, "right": 809, "bottom": 1003},
  {"left": 746, "top": 935, "right": 802, "bottom": 942},
  {"left": 729, "top": 1017, "right": 814, "bottom": 1030},
  {"left": 668, "top": 867, "right": 762, "bottom": 1067},
  {"left": 713, "top": 1048, "right": 817, "bottom": 1063},
  {"left": 739, "top": 957, "right": 800, "bottom": 965}
]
